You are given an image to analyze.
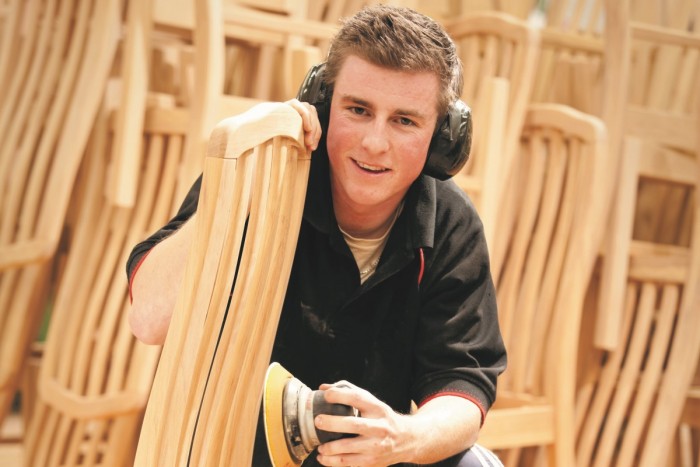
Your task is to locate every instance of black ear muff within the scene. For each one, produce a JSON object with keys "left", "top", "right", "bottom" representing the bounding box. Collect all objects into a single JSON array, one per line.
[
  {"left": 296, "top": 63, "right": 472, "bottom": 181},
  {"left": 424, "top": 100, "right": 472, "bottom": 181},
  {"left": 296, "top": 62, "right": 330, "bottom": 126}
]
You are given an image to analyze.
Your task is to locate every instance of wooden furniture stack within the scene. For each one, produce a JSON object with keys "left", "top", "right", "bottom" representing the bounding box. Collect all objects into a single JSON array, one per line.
[
  {"left": 478, "top": 104, "right": 609, "bottom": 466},
  {"left": 0, "top": 0, "right": 122, "bottom": 431},
  {"left": 134, "top": 102, "right": 310, "bottom": 467},
  {"left": 444, "top": 11, "right": 540, "bottom": 269},
  {"left": 17, "top": 0, "right": 330, "bottom": 465},
  {"left": 575, "top": 13, "right": 700, "bottom": 467}
]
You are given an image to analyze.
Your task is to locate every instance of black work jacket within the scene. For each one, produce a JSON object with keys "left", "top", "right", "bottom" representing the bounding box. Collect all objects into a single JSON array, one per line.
[{"left": 127, "top": 145, "right": 506, "bottom": 429}]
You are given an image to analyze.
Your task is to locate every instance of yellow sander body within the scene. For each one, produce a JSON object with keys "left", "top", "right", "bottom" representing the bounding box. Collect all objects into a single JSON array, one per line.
[{"left": 263, "top": 363, "right": 300, "bottom": 467}]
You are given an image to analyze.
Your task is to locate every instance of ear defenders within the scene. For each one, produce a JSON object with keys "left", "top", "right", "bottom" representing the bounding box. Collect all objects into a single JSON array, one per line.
[{"left": 296, "top": 62, "right": 472, "bottom": 181}]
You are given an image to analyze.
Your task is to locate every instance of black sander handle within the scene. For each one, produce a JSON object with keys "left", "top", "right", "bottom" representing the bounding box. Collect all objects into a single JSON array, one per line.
[{"left": 311, "top": 389, "right": 357, "bottom": 443}]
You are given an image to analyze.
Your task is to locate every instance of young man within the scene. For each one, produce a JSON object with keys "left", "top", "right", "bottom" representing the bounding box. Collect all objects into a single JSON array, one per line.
[{"left": 127, "top": 5, "right": 506, "bottom": 466}]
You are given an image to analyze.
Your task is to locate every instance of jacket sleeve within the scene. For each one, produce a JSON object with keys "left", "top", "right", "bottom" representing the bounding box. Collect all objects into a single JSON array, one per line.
[
  {"left": 411, "top": 191, "right": 506, "bottom": 423},
  {"left": 125, "top": 175, "right": 202, "bottom": 282}
]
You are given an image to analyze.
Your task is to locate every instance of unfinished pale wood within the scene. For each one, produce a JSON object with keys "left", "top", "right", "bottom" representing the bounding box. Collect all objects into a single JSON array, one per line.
[
  {"left": 637, "top": 131, "right": 700, "bottom": 467},
  {"left": 479, "top": 393, "right": 555, "bottom": 449},
  {"left": 0, "top": 0, "right": 120, "bottom": 426},
  {"left": 148, "top": 0, "right": 326, "bottom": 205},
  {"left": 23, "top": 103, "right": 190, "bottom": 467},
  {"left": 592, "top": 0, "right": 632, "bottom": 351},
  {"left": 576, "top": 135, "right": 700, "bottom": 466},
  {"left": 134, "top": 103, "right": 310, "bottom": 467},
  {"left": 480, "top": 103, "right": 608, "bottom": 466},
  {"left": 0, "top": 0, "right": 21, "bottom": 104},
  {"left": 443, "top": 11, "right": 539, "bottom": 257},
  {"left": 108, "top": 0, "right": 154, "bottom": 208},
  {"left": 595, "top": 10, "right": 699, "bottom": 351}
]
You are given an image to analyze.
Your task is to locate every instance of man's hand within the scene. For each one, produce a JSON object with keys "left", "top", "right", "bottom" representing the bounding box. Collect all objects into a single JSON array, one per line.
[
  {"left": 313, "top": 381, "right": 415, "bottom": 467},
  {"left": 286, "top": 98, "right": 322, "bottom": 151},
  {"left": 313, "top": 381, "right": 482, "bottom": 467}
]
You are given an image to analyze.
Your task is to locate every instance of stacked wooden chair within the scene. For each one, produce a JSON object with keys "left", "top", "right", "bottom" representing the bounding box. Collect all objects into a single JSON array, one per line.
[
  {"left": 134, "top": 103, "right": 310, "bottom": 466},
  {"left": 575, "top": 13, "right": 700, "bottom": 466},
  {"left": 530, "top": 0, "right": 606, "bottom": 115},
  {"left": 19, "top": 0, "right": 325, "bottom": 465},
  {"left": 443, "top": 11, "right": 540, "bottom": 270},
  {"left": 477, "top": 103, "right": 609, "bottom": 467},
  {"left": 0, "top": 0, "right": 121, "bottom": 428},
  {"left": 576, "top": 138, "right": 699, "bottom": 467},
  {"left": 480, "top": 104, "right": 607, "bottom": 465},
  {"left": 23, "top": 98, "right": 182, "bottom": 467}
]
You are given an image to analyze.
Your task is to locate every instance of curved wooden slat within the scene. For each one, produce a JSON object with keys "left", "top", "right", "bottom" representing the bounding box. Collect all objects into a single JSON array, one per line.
[
  {"left": 480, "top": 103, "right": 609, "bottom": 466},
  {"left": 0, "top": 0, "right": 121, "bottom": 425},
  {"left": 134, "top": 103, "right": 310, "bottom": 467}
]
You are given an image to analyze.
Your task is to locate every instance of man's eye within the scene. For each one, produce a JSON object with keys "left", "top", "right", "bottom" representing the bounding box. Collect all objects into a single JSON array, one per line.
[
  {"left": 349, "top": 107, "right": 366, "bottom": 115},
  {"left": 398, "top": 117, "right": 415, "bottom": 126}
]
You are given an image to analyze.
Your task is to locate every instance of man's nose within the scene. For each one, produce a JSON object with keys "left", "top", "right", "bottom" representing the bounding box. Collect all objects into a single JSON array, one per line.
[{"left": 361, "top": 121, "right": 390, "bottom": 154}]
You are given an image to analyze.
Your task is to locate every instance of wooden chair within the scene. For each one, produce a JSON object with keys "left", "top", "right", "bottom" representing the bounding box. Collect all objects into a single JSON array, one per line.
[
  {"left": 108, "top": 0, "right": 331, "bottom": 208},
  {"left": 134, "top": 102, "right": 310, "bottom": 466},
  {"left": 22, "top": 102, "right": 182, "bottom": 467},
  {"left": 0, "top": 0, "right": 121, "bottom": 426},
  {"left": 443, "top": 11, "right": 540, "bottom": 265},
  {"left": 573, "top": 20, "right": 700, "bottom": 466},
  {"left": 575, "top": 137, "right": 699, "bottom": 467},
  {"left": 477, "top": 103, "right": 609, "bottom": 467},
  {"left": 530, "top": 0, "right": 607, "bottom": 115}
]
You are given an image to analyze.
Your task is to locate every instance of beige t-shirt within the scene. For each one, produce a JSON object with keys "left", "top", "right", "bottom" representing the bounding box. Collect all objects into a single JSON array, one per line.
[{"left": 338, "top": 204, "right": 403, "bottom": 284}]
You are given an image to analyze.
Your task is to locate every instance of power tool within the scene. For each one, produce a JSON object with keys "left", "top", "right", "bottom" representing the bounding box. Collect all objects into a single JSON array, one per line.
[{"left": 263, "top": 362, "right": 358, "bottom": 466}]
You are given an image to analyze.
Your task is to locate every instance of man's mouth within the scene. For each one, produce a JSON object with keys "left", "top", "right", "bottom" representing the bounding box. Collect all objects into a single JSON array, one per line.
[{"left": 354, "top": 160, "right": 389, "bottom": 173}]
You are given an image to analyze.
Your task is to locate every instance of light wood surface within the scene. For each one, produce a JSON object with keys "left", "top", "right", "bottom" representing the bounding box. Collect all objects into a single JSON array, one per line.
[
  {"left": 22, "top": 105, "right": 186, "bottom": 466},
  {"left": 443, "top": 11, "right": 540, "bottom": 264},
  {"left": 479, "top": 103, "right": 609, "bottom": 466},
  {"left": 0, "top": 0, "right": 120, "bottom": 428},
  {"left": 134, "top": 103, "right": 310, "bottom": 466}
]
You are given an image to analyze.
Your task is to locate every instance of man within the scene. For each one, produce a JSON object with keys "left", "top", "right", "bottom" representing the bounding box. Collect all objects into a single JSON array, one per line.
[{"left": 127, "top": 5, "right": 506, "bottom": 466}]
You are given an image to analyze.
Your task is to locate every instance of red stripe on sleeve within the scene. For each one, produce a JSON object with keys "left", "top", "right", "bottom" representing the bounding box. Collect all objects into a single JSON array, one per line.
[
  {"left": 418, "top": 391, "right": 487, "bottom": 426},
  {"left": 128, "top": 250, "right": 151, "bottom": 304}
]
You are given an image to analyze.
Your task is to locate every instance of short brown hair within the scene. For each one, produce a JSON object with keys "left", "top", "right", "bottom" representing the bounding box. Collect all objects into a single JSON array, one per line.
[{"left": 324, "top": 4, "right": 463, "bottom": 116}]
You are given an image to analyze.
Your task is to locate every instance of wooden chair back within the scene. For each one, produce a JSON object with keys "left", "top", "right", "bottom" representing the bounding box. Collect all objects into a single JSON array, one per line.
[
  {"left": 23, "top": 104, "right": 187, "bottom": 467},
  {"left": 576, "top": 137, "right": 699, "bottom": 467},
  {"left": 531, "top": 0, "right": 605, "bottom": 115},
  {"left": 134, "top": 103, "right": 310, "bottom": 467},
  {"left": 480, "top": 103, "right": 609, "bottom": 467},
  {"left": 0, "top": 0, "right": 120, "bottom": 426},
  {"left": 574, "top": 24, "right": 700, "bottom": 466},
  {"left": 443, "top": 11, "right": 540, "bottom": 255}
]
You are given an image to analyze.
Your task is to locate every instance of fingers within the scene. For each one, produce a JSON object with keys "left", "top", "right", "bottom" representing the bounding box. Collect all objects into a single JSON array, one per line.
[
  {"left": 285, "top": 98, "right": 322, "bottom": 151},
  {"left": 315, "top": 427, "right": 397, "bottom": 467},
  {"left": 320, "top": 382, "right": 387, "bottom": 419}
]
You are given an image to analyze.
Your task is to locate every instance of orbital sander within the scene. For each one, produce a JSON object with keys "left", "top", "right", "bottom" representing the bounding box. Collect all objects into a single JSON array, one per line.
[{"left": 263, "top": 362, "right": 358, "bottom": 466}]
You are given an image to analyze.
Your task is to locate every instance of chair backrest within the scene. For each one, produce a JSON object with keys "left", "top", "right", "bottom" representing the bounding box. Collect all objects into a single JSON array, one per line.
[
  {"left": 443, "top": 11, "right": 540, "bottom": 251},
  {"left": 0, "top": 0, "right": 120, "bottom": 425},
  {"left": 494, "top": 103, "right": 608, "bottom": 400},
  {"left": 576, "top": 137, "right": 699, "bottom": 467},
  {"left": 592, "top": 21, "right": 700, "bottom": 349},
  {"left": 134, "top": 103, "right": 310, "bottom": 467},
  {"left": 575, "top": 23, "right": 700, "bottom": 466},
  {"left": 24, "top": 104, "right": 186, "bottom": 467},
  {"left": 488, "top": 103, "right": 608, "bottom": 467}
]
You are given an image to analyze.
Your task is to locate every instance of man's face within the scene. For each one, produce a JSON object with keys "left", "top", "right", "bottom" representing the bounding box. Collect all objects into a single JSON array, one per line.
[{"left": 326, "top": 55, "right": 440, "bottom": 215}]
